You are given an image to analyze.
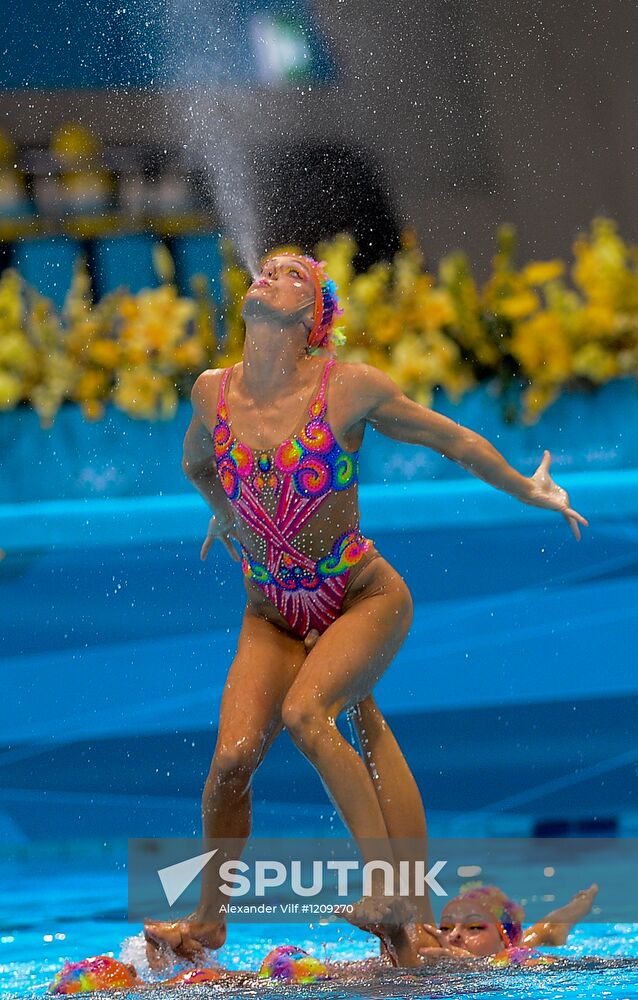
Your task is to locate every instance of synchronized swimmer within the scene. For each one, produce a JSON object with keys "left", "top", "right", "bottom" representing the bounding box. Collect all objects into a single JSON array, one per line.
[{"left": 142, "top": 250, "right": 589, "bottom": 970}]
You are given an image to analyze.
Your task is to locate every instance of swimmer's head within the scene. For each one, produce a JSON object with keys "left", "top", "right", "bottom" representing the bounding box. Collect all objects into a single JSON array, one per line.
[
  {"left": 439, "top": 884, "right": 525, "bottom": 957},
  {"left": 243, "top": 252, "right": 345, "bottom": 355}
]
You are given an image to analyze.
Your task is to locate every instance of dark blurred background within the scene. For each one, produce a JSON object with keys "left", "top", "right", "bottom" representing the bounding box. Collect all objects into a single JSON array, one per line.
[{"left": 1, "top": 0, "right": 635, "bottom": 284}]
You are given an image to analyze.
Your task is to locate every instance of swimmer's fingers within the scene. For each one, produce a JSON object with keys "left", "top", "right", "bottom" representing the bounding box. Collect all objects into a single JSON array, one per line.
[
  {"left": 417, "top": 947, "right": 456, "bottom": 960},
  {"left": 563, "top": 506, "right": 589, "bottom": 541},
  {"left": 200, "top": 533, "right": 213, "bottom": 560},
  {"left": 418, "top": 924, "right": 447, "bottom": 946},
  {"left": 200, "top": 515, "right": 239, "bottom": 562},
  {"left": 220, "top": 532, "right": 241, "bottom": 562},
  {"left": 175, "top": 935, "right": 207, "bottom": 963},
  {"left": 418, "top": 945, "right": 474, "bottom": 960}
]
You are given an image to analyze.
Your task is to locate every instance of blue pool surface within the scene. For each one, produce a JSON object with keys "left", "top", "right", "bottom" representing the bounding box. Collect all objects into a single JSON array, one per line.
[
  {"left": 3, "top": 443, "right": 638, "bottom": 995},
  {"left": 2, "top": 470, "right": 638, "bottom": 841}
]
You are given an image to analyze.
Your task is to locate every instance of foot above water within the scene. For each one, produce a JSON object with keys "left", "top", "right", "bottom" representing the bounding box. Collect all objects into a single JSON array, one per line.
[{"left": 143, "top": 910, "right": 226, "bottom": 970}]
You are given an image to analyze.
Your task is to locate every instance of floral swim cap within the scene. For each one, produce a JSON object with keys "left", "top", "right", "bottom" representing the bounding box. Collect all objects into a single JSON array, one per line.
[
  {"left": 258, "top": 944, "right": 331, "bottom": 983},
  {"left": 458, "top": 883, "right": 525, "bottom": 947},
  {"left": 295, "top": 254, "right": 346, "bottom": 354},
  {"left": 48, "top": 955, "right": 138, "bottom": 994}
]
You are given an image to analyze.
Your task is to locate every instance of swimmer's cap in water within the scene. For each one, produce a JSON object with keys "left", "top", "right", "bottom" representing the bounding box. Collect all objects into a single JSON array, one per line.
[
  {"left": 164, "top": 966, "right": 222, "bottom": 985},
  {"left": 458, "top": 883, "right": 525, "bottom": 948},
  {"left": 260, "top": 252, "right": 346, "bottom": 354},
  {"left": 258, "top": 944, "right": 331, "bottom": 983},
  {"left": 48, "top": 955, "right": 138, "bottom": 994}
]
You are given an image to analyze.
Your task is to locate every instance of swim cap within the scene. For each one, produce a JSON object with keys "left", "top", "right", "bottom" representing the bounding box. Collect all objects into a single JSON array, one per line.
[
  {"left": 48, "top": 955, "right": 138, "bottom": 994},
  {"left": 258, "top": 944, "right": 331, "bottom": 983},
  {"left": 164, "top": 966, "right": 222, "bottom": 985},
  {"left": 297, "top": 255, "right": 346, "bottom": 354},
  {"left": 458, "top": 884, "right": 525, "bottom": 948}
]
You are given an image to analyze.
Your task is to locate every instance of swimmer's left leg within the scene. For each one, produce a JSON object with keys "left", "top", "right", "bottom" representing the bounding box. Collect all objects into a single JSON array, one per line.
[{"left": 281, "top": 558, "right": 421, "bottom": 961}]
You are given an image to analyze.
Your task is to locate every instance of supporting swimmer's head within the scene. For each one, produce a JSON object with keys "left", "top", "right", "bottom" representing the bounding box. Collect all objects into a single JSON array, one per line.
[
  {"left": 438, "top": 884, "right": 525, "bottom": 956},
  {"left": 244, "top": 251, "right": 345, "bottom": 355}
]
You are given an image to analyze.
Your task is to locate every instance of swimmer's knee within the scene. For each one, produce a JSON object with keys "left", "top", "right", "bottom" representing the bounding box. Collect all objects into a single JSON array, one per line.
[
  {"left": 396, "top": 578, "right": 414, "bottom": 630},
  {"left": 281, "top": 695, "right": 328, "bottom": 755},
  {"left": 207, "top": 744, "right": 261, "bottom": 788}
]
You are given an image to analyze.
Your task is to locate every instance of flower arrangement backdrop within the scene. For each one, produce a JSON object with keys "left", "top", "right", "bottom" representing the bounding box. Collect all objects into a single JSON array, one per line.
[{"left": 2, "top": 217, "right": 638, "bottom": 501}]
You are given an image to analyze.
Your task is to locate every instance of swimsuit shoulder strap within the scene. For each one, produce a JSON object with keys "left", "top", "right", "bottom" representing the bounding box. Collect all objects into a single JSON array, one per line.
[
  {"left": 305, "top": 357, "right": 336, "bottom": 420},
  {"left": 317, "top": 357, "right": 336, "bottom": 403},
  {"left": 217, "top": 365, "right": 234, "bottom": 417}
]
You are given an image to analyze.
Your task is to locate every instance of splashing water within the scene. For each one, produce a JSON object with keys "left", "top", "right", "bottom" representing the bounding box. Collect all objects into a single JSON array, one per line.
[
  {"left": 346, "top": 707, "right": 380, "bottom": 783},
  {"left": 162, "top": 0, "right": 262, "bottom": 275}
]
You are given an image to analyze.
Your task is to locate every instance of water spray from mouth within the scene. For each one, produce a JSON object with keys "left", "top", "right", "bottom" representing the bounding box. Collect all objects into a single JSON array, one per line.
[{"left": 162, "top": 0, "right": 262, "bottom": 275}]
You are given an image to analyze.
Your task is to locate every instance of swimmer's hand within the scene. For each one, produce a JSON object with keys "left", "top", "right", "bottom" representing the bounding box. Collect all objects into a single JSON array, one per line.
[
  {"left": 200, "top": 513, "right": 240, "bottom": 562},
  {"left": 416, "top": 925, "right": 475, "bottom": 961},
  {"left": 524, "top": 450, "right": 589, "bottom": 541}
]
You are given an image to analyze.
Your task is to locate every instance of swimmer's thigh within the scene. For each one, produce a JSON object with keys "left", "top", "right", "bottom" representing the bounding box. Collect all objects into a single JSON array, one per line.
[
  {"left": 288, "top": 558, "right": 413, "bottom": 717},
  {"left": 213, "top": 607, "right": 307, "bottom": 764}
]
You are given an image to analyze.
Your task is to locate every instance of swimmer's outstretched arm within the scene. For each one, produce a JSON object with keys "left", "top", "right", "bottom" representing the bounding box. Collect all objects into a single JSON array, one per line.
[
  {"left": 521, "top": 883, "right": 598, "bottom": 946},
  {"left": 182, "top": 373, "right": 240, "bottom": 562},
  {"left": 350, "top": 364, "right": 589, "bottom": 541}
]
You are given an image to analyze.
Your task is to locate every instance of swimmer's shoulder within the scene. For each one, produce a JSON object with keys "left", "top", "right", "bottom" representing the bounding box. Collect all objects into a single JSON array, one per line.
[
  {"left": 190, "top": 366, "right": 231, "bottom": 421},
  {"left": 332, "top": 360, "right": 401, "bottom": 418}
]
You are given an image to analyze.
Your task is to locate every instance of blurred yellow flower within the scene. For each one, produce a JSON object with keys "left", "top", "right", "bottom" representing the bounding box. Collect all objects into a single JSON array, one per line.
[
  {"left": 496, "top": 290, "right": 540, "bottom": 321},
  {"left": 89, "top": 338, "right": 121, "bottom": 368},
  {"left": 73, "top": 369, "right": 110, "bottom": 401},
  {"left": 0, "top": 331, "right": 37, "bottom": 372},
  {"left": 509, "top": 312, "right": 572, "bottom": 382},
  {"left": 1, "top": 217, "right": 636, "bottom": 426},
  {"left": 572, "top": 343, "right": 619, "bottom": 383},
  {"left": 520, "top": 382, "right": 560, "bottom": 425},
  {"left": 0, "top": 370, "right": 23, "bottom": 409},
  {"left": 522, "top": 260, "right": 565, "bottom": 285}
]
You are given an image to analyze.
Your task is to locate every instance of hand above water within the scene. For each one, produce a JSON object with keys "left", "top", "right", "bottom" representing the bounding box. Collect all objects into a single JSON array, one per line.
[
  {"left": 415, "top": 925, "right": 475, "bottom": 960},
  {"left": 524, "top": 450, "right": 590, "bottom": 541}
]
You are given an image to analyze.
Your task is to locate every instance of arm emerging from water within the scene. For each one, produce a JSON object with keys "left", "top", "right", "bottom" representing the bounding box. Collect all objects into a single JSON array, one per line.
[{"left": 351, "top": 364, "right": 589, "bottom": 541}]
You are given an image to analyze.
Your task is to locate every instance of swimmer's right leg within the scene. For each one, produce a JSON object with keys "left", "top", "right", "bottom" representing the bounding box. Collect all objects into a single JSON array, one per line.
[
  {"left": 348, "top": 696, "right": 439, "bottom": 959},
  {"left": 144, "top": 608, "right": 306, "bottom": 968},
  {"left": 350, "top": 698, "right": 437, "bottom": 924}
]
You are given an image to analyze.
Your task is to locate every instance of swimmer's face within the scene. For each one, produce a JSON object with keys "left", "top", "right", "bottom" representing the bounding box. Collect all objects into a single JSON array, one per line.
[
  {"left": 242, "top": 254, "right": 316, "bottom": 333},
  {"left": 439, "top": 899, "right": 504, "bottom": 956}
]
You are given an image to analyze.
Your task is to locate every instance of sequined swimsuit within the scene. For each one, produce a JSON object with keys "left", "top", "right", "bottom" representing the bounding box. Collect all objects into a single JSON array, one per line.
[{"left": 212, "top": 359, "right": 374, "bottom": 638}]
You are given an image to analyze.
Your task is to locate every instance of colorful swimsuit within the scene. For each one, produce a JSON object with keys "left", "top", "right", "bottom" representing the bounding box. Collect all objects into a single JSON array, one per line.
[{"left": 212, "top": 359, "right": 374, "bottom": 638}]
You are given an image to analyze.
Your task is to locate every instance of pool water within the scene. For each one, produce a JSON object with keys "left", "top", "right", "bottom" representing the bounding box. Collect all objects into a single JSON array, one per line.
[
  {"left": 3, "top": 475, "right": 638, "bottom": 998},
  {"left": 2, "top": 839, "right": 638, "bottom": 1000}
]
